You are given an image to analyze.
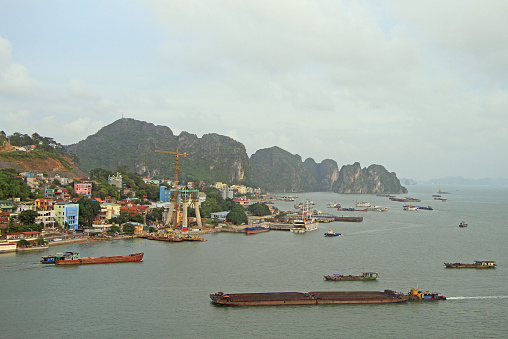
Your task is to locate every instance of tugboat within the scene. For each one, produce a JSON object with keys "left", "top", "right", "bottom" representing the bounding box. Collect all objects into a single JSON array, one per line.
[
  {"left": 459, "top": 221, "right": 468, "bottom": 228},
  {"left": 324, "top": 272, "right": 379, "bottom": 281},
  {"left": 324, "top": 228, "right": 341, "bottom": 237},
  {"left": 407, "top": 288, "right": 446, "bottom": 301}
]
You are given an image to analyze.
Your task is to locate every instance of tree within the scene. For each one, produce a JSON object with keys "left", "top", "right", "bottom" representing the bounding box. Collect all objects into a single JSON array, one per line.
[
  {"left": 247, "top": 203, "right": 271, "bottom": 216},
  {"left": 18, "top": 210, "right": 39, "bottom": 225},
  {"left": 77, "top": 198, "right": 101, "bottom": 227},
  {"left": 226, "top": 204, "right": 248, "bottom": 225},
  {"left": 108, "top": 225, "right": 121, "bottom": 235},
  {"left": 122, "top": 223, "right": 135, "bottom": 235}
]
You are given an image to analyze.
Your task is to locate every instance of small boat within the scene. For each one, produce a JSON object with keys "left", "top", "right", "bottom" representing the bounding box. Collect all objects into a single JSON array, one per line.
[
  {"left": 324, "top": 272, "right": 379, "bottom": 281},
  {"left": 444, "top": 261, "right": 496, "bottom": 268},
  {"left": 182, "top": 235, "right": 206, "bottom": 241},
  {"left": 407, "top": 288, "right": 446, "bottom": 301},
  {"left": 324, "top": 228, "right": 341, "bottom": 237},
  {"left": 459, "top": 221, "right": 468, "bottom": 228},
  {"left": 403, "top": 205, "right": 418, "bottom": 211},
  {"left": 356, "top": 202, "right": 371, "bottom": 207},
  {"left": 434, "top": 198, "right": 447, "bottom": 202},
  {"left": 53, "top": 252, "right": 144, "bottom": 265},
  {"left": 416, "top": 206, "right": 433, "bottom": 210}
]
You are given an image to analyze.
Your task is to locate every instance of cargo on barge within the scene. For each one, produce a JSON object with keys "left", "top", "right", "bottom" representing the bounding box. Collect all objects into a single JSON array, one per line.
[
  {"left": 210, "top": 289, "right": 410, "bottom": 306},
  {"left": 54, "top": 252, "right": 144, "bottom": 265}
]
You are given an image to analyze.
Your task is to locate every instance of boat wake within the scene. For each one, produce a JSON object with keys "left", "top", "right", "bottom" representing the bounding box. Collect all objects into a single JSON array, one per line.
[{"left": 448, "top": 296, "right": 508, "bottom": 300}]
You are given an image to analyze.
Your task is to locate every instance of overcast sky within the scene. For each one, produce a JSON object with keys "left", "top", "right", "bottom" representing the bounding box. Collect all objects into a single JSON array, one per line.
[{"left": 1, "top": 1, "right": 507, "bottom": 181}]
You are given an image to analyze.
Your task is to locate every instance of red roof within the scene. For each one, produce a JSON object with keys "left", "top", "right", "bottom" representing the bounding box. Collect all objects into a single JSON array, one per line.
[{"left": 7, "top": 231, "right": 41, "bottom": 235}]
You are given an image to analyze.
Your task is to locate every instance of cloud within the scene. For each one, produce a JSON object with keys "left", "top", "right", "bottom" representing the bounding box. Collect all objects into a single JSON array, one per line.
[{"left": 0, "top": 37, "right": 40, "bottom": 96}]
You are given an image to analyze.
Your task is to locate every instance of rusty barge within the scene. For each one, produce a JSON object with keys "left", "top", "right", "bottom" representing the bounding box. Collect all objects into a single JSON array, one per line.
[
  {"left": 54, "top": 252, "right": 144, "bottom": 265},
  {"left": 444, "top": 260, "right": 496, "bottom": 268},
  {"left": 324, "top": 272, "right": 379, "bottom": 281},
  {"left": 210, "top": 290, "right": 410, "bottom": 306}
]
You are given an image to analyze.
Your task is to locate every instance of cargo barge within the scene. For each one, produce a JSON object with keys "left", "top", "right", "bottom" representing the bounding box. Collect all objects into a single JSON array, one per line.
[
  {"left": 245, "top": 226, "right": 270, "bottom": 234},
  {"left": 210, "top": 290, "right": 410, "bottom": 306},
  {"left": 334, "top": 216, "right": 363, "bottom": 222},
  {"left": 51, "top": 252, "right": 144, "bottom": 265},
  {"left": 444, "top": 260, "right": 496, "bottom": 268},
  {"left": 324, "top": 272, "right": 379, "bottom": 281}
]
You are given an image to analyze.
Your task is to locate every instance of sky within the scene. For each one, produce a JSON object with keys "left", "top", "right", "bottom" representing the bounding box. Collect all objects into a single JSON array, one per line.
[{"left": 1, "top": 0, "right": 507, "bottom": 181}]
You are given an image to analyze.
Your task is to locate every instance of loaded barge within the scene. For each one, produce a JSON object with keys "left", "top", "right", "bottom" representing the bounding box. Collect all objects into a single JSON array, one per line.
[
  {"left": 324, "top": 272, "right": 379, "bottom": 281},
  {"left": 42, "top": 252, "right": 144, "bottom": 265},
  {"left": 444, "top": 260, "right": 496, "bottom": 268},
  {"left": 210, "top": 288, "right": 445, "bottom": 306}
]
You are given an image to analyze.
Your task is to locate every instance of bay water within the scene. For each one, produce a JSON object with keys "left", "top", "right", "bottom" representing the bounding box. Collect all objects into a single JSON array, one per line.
[{"left": 1, "top": 184, "right": 507, "bottom": 338}]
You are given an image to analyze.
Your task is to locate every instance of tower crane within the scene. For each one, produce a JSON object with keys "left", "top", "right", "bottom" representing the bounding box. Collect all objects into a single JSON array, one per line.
[{"left": 155, "top": 148, "right": 188, "bottom": 229}]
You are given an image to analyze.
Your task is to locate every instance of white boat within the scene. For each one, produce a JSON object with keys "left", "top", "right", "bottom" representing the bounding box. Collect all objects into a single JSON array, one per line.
[
  {"left": 327, "top": 202, "right": 341, "bottom": 208},
  {"left": 367, "top": 206, "right": 388, "bottom": 212},
  {"left": 356, "top": 202, "right": 371, "bottom": 207},
  {"left": 291, "top": 199, "right": 319, "bottom": 233},
  {"left": 403, "top": 205, "right": 418, "bottom": 211}
]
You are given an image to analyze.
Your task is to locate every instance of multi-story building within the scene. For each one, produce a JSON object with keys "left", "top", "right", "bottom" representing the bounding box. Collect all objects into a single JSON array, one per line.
[
  {"left": 108, "top": 173, "right": 123, "bottom": 188},
  {"left": 54, "top": 202, "right": 79, "bottom": 230},
  {"left": 74, "top": 180, "right": 92, "bottom": 197},
  {"left": 159, "top": 186, "right": 172, "bottom": 202},
  {"left": 36, "top": 210, "right": 55, "bottom": 228},
  {"left": 100, "top": 203, "right": 121, "bottom": 221},
  {"left": 35, "top": 198, "right": 54, "bottom": 211}
]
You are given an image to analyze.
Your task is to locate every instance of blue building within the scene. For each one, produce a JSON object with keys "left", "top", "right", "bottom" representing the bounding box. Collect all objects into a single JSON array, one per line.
[
  {"left": 54, "top": 203, "right": 79, "bottom": 231},
  {"left": 44, "top": 187, "right": 55, "bottom": 198},
  {"left": 159, "top": 186, "right": 172, "bottom": 202}
]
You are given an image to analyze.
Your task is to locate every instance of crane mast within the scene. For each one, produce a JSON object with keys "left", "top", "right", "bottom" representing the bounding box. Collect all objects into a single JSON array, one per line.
[{"left": 155, "top": 148, "right": 188, "bottom": 229}]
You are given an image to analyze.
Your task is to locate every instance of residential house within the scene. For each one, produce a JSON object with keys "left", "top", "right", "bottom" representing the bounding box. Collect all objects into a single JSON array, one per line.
[
  {"left": 74, "top": 179, "right": 92, "bottom": 197},
  {"left": 54, "top": 202, "right": 79, "bottom": 230}
]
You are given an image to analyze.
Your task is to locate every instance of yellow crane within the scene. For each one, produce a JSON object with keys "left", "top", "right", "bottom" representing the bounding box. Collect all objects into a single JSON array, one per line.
[{"left": 155, "top": 148, "right": 188, "bottom": 228}]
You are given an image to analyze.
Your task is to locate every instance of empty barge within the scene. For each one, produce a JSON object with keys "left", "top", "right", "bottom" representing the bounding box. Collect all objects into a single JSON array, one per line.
[{"left": 210, "top": 290, "right": 409, "bottom": 306}]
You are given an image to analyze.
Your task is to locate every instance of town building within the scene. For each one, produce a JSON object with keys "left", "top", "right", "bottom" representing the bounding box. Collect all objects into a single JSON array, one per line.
[
  {"left": 54, "top": 202, "right": 79, "bottom": 230},
  {"left": 74, "top": 179, "right": 92, "bottom": 197},
  {"left": 159, "top": 186, "right": 172, "bottom": 202}
]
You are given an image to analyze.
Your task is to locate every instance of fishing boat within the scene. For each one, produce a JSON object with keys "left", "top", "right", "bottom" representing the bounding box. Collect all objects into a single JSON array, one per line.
[
  {"left": 53, "top": 252, "right": 144, "bottom": 265},
  {"left": 459, "top": 221, "right": 468, "bottom": 228},
  {"left": 324, "top": 272, "right": 379, "bottom": 281},
  {"left": 324, "top": 228, "right": 341, "bottom": 237},
  {"left": 444, "top": 260, "right": 496, "bottom": 268}
]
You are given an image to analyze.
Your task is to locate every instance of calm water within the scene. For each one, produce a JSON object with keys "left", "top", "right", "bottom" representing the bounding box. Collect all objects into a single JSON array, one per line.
[{"left": 1, "top": 184, "right": 507, "bottom": 338}]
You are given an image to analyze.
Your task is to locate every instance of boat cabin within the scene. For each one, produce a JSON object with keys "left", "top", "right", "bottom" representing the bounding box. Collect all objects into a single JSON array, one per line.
[
  {"left": 474, "top": 261, "right": 496, "bottom": 267},
  {"left": 362, "top": 272, "right": 379, "bottom": 279}
]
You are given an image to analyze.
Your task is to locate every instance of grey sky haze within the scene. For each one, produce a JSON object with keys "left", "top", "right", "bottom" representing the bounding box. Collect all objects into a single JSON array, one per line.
[{"left": 1, "top": 0, "right": 507, "bottom": 181}]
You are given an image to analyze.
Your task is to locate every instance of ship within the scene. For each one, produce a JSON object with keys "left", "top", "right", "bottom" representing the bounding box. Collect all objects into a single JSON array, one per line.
[
  {"left": 52, "top": 252, "right": 144, "bottom": 265},
  {"left": 416, "top": 206, "right": 433, "bottom": 210},
  {"left": 444, "top": 260, "right": 496, "bottom": 268},
  {"left": 356, "top": 202, "right": 371, "bottom": 207},
  {"left": 324, "top": 272, "right": 379, "bottom": 281},
  {"left": 210, "top": 289, "right": 409, "bottom": 306},
  {"left": 245, "top": 226, "right": 270, "bottom": 235},
  {"left": 459, "top": 221, "right": 468, "bottom": 228},
  {"left": 290, "top": 199, "right": 319, "bottom": 233}
]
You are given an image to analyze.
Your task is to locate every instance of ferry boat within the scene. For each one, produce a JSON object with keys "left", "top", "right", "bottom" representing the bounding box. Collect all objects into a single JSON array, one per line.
[
  {"left": 444, "top": 260, "right": 496, "bottom": 268},
  {"left": 324, "top": 272, "right": 379, "bottom": 281},
  {"left": 51, "top": 252, "right": 144, "bottom": 265},
  {"left": 245, "top": 226, "right": 270, "bottom": 235},
  {"left": 459, "top": 221, "right": 468, "bottom": 228}
]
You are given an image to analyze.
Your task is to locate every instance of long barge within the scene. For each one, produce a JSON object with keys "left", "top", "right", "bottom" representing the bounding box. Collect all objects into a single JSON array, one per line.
[
  {"left": 334, "top": 216, "right": 363, "bottom": 222},
  {"left": 51, "top": 252, "right": 144, "bottom": 265},
  {"left": 210, "top": 290, "right": 411, "bottom": 306},
  {"left": 444, "top": 260, "right": 496, "bottom": 268},
  {"left": 324, "top": 272, "right": 379, "bottom": 281}
]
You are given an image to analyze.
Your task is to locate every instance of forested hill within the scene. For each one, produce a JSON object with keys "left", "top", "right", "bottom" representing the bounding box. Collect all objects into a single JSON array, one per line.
[
  {"left": 65, "top": 118, "right": 407, "bottom": 193},
  {"left": 65, "top": 118, "right": 252, "bottom": 184}
]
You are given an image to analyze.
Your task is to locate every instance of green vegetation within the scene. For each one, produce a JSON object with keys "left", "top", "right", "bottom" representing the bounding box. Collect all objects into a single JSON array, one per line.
[
  {"left": 226, "top": 204, "right": 248, "bottom": 225},
  {"left": 8, "top": 132, "right": 66, "bottom": 155},
  {"left": 8, "top": 210, "right": 44, "bottom": 233},
  {"left": 122, "top": 223, "right": 135, "bottom": 234},
  {"left": 0, "top": 168, "right": 33, "bottom": 200},
  {"left": 247, "top": 203, "right": 271, "bottom": 216},
  {"left": 77, "top": 198, "right": 101, "bottom": 228}
]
